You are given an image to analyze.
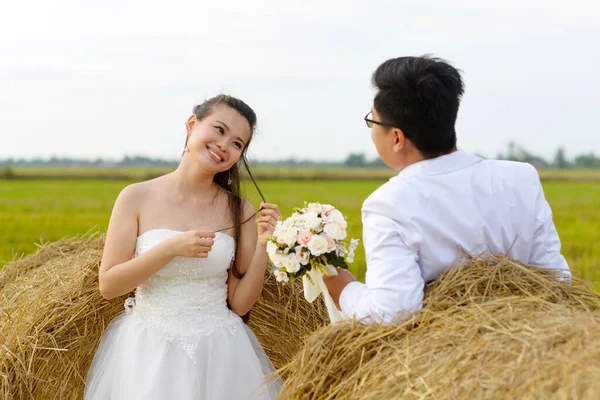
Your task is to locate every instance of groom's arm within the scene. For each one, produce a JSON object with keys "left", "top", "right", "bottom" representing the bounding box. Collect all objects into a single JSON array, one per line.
[
  {"left": 527, "top": 166, "right": 570, "bottom": 279},
  {"left": 337, "top": 205, "right": 424, "bottom": 324}
]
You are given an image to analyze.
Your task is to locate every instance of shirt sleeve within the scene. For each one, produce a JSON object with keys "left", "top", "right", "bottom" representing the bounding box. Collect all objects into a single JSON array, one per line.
[
  {"left": 528, "top": 170, "right": 571, "bottom": 280},
  {"left": 339, "top": 203, "right": 424, "bottom": 324}
]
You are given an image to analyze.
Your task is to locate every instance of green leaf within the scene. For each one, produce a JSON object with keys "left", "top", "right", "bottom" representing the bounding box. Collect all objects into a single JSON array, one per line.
[{"left": 328, "top": 257, "right": 349, "bottom": 270}]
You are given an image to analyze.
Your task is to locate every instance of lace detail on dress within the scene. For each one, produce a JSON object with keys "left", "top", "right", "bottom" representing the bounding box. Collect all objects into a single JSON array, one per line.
[{"left": 124, "top": 229, "right": 239, "bottom": 361}]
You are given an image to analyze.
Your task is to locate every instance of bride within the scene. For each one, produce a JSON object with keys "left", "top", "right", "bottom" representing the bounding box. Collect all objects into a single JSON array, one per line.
[{"left": 84, "top": 95, "right": 282, "bottom": 399}]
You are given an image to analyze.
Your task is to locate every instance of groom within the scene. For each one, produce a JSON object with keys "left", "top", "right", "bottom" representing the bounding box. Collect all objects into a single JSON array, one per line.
[{"left": 324, "top": 55, "right": 570, "bottom": 324}]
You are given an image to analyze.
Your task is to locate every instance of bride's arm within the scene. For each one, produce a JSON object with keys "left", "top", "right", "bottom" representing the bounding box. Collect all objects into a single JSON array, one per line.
[
  {"left": 99, "top": 185, "right": 214, "bottom": 300},
  {"left": 227, "top": 201, "right": 280, "bottom": 316}
]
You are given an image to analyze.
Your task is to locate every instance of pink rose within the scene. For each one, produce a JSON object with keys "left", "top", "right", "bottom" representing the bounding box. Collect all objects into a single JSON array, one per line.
[
  {"left": 298, "top": 230, "right": 312, "bottom": 246},
  {"left": 326, "top": 235, "right": 336, "bottom": 252},
  {"left": 295, "top": 246, "right": 310, "bottom": 265}
]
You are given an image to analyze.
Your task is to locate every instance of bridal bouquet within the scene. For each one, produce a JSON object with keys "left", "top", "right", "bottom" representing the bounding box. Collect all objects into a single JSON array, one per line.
[{"left": 266, "top": 202, "right": 359, "bottom": 323}]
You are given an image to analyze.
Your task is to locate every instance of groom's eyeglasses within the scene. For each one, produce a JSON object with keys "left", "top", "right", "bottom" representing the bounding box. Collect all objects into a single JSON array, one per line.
[
  {"left": 364, "top": 111, "right": 410, "bottom": 138},
  {"left": 364, "top": 111, "right": 392, "bottom": 128}
]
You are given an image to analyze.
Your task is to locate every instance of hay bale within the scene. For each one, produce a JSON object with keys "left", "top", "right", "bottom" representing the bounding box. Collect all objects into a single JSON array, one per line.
[
  {"left": 0, "top": 234, "right": 122, "bottom": 400},
  {"left": 278, "top": 255, "right": 600, "bottom": 400},
  {"left": 0, "top": 234, "right": 328, "bottom": 400},
  {"left": 247, "top": 273, "right": 330, "bottom": 373}
]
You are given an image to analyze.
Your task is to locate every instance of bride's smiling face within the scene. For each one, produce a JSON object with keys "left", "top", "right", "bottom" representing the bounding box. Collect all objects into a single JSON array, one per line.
[{"left": 185, "top": 104, "right": 252, "bottom": 172}]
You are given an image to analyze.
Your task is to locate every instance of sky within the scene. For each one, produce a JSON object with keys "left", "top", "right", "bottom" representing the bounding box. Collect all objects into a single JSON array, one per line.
[{"left": 1, "top": 0, "right": 598, "bottom": 162}]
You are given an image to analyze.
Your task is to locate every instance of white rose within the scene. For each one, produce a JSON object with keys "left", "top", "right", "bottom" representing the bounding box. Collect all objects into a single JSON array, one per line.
[
  {"left": 321, "top": 204, "right": 334, "bottom": 213},
  {"left": 282, "top": 253, "right": 301, "bottom": 273},
  {"left": 307, "top": 234, "right": 329, "bottom": 256},
  {"left": 273, "top": 221, "right": 286, "bottom": 245},
  {"left": 289, "top": 214, "right": 308, "bottom": 230},
  {"left": 270, "top": 252, "right": 285, "bottom": 269},
  {"left": 323, "top": 221, "right": 346, "bottom": 240},
  {"left": 327, "top": 209, "right": 347, "bottom": 228},
  {"left": 307, "top": 203, "right": 324, "bottom": 215},
  {"left": 274, "top": 269, "right": 289, "bottom": 283},
  {"left": 279, "top": 226, "right": 299, "bottom": 247},
  {"left": 302, "top": 212, "right": 322, "bottom": 232},
  {"left": 266, "top": 241, "right": 279, "bottom": 258},
  {"left": 276, "top": 218, "right": 293, "bottom": 232},
  {"left": 288, "top": 213, "right": 305, "bottom": 227},
  {"left": 295, "top": 245, "right": 310, "bottom": 265}
]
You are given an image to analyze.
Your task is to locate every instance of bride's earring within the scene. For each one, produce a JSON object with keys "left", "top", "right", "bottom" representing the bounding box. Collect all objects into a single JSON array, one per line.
[{"left": 227, "top": 171, "right": 232, "bottom": 185}]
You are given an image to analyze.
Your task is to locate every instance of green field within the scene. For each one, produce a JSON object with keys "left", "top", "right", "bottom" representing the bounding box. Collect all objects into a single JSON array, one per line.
[
  {"left": 5, "top": 166, "right": 600, "bottom": 181},
  {"left": 1, "top": 179, "right": 599, "bottom": 290}
]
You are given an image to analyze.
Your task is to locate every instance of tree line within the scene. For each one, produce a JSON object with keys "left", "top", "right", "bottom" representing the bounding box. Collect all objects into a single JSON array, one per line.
[
  {"left": 1, "top": 142, "right": 599, "bottom": 169},
  {"left": 341, "top": 141, "right": 600, "bottom": 169}
]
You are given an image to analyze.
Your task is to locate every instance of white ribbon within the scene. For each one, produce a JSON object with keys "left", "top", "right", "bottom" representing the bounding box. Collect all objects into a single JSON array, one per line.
[{"left": 302, "top": 267, "right": 343, "bottom": 323}]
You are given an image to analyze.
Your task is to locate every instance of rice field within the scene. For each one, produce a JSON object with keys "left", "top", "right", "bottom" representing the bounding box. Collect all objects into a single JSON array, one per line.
[
  {"left": 6, "top": 166, "right": 600, "bottom": 181},
  {"left": 1, "top": 178, "right": 599, "bottom": 290}
]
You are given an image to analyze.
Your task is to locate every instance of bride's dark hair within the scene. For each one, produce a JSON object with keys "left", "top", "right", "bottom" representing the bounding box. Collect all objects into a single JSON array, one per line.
[{"left": 183, "top": 94, "right": 258, "bottom": 286}]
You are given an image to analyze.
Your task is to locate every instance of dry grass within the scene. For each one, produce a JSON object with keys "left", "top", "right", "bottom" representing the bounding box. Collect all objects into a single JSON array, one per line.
[
  {"left": 277, "top": 255, "right": 600, "bottom": 399},
  {"left": 0, "top": 234, "right": 328, "bottom": 400},
  {"left": 247, "top": 273, "right": 329, "bottom": 373},
  {"left": 0, "top": 234, "right": 123, "bottom": 400},
  {"left": 2, "top": 235, "right": 598, "bottom": 400}
]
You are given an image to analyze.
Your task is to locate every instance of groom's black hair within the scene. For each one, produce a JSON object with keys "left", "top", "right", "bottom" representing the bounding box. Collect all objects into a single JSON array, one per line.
[{"left": 372, "top": 55, "right": 464, "bottom": 158}]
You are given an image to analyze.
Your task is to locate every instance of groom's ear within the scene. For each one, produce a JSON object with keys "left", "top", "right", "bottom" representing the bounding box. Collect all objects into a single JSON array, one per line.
[{"left": 391, "top": 128, "right": 407, "bottom": 153}]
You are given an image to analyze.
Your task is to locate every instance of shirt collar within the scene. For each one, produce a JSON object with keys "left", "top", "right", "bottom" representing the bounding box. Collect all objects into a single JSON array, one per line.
[{"left": 395, "top": 150, "right": 482, "bottom": 179}]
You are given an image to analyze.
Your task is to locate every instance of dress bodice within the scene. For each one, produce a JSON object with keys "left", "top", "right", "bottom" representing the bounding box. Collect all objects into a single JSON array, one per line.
[
  {"left": 124, "top": 229, "right": 241, "bottom": 359},
  {"left": 134, "top": 229, "right": 235, "bottom": 281}
]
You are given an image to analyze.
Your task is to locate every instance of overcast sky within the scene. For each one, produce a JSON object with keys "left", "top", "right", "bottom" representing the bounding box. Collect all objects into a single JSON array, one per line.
[{"left": 1, "top": 0, "right": 598, "bottom": 162}]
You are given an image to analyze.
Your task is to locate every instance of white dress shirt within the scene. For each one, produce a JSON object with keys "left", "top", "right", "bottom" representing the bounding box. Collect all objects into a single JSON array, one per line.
[{"left": 339, "top": 150, "right": 570, "bottom": 323}]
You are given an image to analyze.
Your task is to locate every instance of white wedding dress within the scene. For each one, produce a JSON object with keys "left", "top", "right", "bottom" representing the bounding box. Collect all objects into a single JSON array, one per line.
[{"left": 84, "top": 229, "right": 281, "bottom": 399}]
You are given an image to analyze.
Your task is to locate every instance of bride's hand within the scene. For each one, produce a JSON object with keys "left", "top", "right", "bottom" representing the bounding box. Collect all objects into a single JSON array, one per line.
[
  {"left": 256, "top": 202, "right": 281, "bottom": 246},
  {"left": 166, "top": 231, "right": 216, "bottom": 258}
]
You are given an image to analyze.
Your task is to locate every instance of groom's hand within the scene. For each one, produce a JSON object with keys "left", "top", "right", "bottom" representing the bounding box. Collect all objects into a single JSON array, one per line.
[{"left": 323, "top": 269, "right": 357, "bottom": 310}]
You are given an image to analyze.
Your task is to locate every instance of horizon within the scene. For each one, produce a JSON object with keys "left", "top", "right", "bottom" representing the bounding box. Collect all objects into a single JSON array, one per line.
[{"left": 1, "top": 143, "right": 597, "bottom": 166}]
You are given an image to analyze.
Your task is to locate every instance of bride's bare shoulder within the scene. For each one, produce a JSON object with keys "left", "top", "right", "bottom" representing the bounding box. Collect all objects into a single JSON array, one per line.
[{"left": 115, "top": 174, "right": 170, "bottom": 207}]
